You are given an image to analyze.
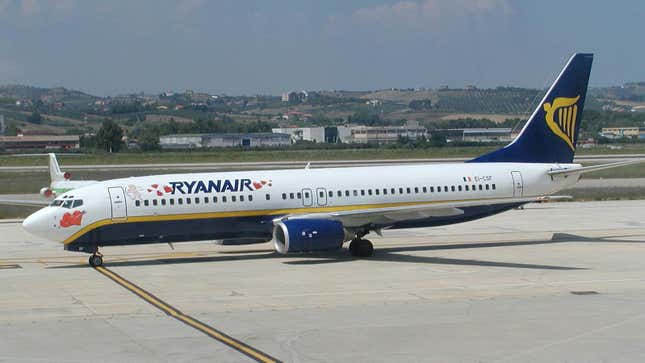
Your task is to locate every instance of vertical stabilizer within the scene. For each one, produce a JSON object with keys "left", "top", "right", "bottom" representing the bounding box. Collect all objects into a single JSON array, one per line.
[
  {"left": 470, "top": 53, "right": 593, "bottom": 163},
  {"left": 49, "top": 153, "right": 65, "bottom": 183}
]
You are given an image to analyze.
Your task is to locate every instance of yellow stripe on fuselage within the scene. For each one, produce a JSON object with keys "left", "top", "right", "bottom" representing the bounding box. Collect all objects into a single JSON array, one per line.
[{"left": 63, "top": 197, "right": 512, "bottom": 245}]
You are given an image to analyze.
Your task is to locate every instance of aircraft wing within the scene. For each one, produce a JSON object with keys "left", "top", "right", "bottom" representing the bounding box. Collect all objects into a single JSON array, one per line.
[
  {"left": 280, "top": 196, "right": 543, "bottom": 228},
  {"left": 0, "top": 194, "right": 50, "bottom": 207}
]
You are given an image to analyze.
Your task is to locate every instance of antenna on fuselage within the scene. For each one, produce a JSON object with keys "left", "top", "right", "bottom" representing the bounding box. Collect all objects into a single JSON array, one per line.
[{"left": 305, "top": 162, "right": 311, "bottom": 170}]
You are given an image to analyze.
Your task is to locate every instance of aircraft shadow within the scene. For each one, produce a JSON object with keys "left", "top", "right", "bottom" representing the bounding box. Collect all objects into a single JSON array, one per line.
[{"left": 47, "top": 232, "right": 644, "bottom": 270}]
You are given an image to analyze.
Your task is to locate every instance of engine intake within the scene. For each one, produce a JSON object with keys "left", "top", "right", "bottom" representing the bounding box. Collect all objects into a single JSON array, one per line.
[{"left": 273, "top": 219, "right": 348, "bottom": 254}]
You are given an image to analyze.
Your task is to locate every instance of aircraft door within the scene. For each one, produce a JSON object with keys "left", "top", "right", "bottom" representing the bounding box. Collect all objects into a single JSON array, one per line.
[
  {"left": 108, "top": 187, "right": 128, "bottom": 220},
  {"left": 316, "top": 188, "right": 327, "bottom": 206},
  {"left": 511, "top": 171, "right": 524, "bottom": 197},
  {"left": 302, "top": 188, "right": 313, "bottom": 207}
]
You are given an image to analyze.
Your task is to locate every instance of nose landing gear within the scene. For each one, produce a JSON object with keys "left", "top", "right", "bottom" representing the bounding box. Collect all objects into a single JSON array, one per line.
[{"left": 89, "top": 252, "right": 103, "bottom": 267}]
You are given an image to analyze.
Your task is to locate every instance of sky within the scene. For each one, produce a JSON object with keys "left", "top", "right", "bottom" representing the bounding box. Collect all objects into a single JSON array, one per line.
[{"left": 0, "top": 0, "right": 643, "bottom": 96}]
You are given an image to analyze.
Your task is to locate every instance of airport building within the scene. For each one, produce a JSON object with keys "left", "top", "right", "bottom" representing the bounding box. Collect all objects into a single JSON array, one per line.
[
  {"left": 600, "top": 127, "right": 645, "bottom": 139},
  {"left": 349, "top": 121, "right": 427, "bottom": 144},
  {"left": 0, "top": 135, "right": 80, "bottom": 151},
  {"left": 159, "top": 132, "right": 291, "bottom": 149},
  {"left": 432, "top": 128, "right": 515, "bottom": 143}
]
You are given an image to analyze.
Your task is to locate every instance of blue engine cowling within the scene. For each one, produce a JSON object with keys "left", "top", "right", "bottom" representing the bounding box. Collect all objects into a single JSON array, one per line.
[{"left": 273, "top": 219, "right": 348, "bottom": 254}]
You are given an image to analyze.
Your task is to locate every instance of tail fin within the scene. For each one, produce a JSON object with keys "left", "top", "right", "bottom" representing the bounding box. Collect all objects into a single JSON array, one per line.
[
  {"left": 48, "top": 153, "right": 66, "bottom": 183},
  {"left": 470, "top": 53, "right": 593, "bottom": 163}
]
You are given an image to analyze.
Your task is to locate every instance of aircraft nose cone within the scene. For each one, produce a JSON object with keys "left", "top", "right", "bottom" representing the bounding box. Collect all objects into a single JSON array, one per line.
[{"left": 22, "top": 209, "right": 50, "bottom": 237}]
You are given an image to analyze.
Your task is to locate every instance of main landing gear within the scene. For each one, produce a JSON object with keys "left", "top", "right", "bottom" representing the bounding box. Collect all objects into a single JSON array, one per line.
[
  {"left": 349, "top": 238, "right": 374, "bottom": 257},
  {"left": 89, "top": 252, "right": 103, "bottom": 267}
]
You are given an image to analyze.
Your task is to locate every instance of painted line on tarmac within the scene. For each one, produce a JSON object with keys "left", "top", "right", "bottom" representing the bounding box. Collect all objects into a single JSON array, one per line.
[{"left": 95, "top": 266, "right": 281, "bottom": 363}]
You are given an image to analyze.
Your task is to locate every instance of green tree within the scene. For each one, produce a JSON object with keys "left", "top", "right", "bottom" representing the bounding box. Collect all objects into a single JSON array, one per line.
[
  {"left": 5, "top": 121, "right": 19, "bottom": 136},
  {"left": 139, "top": 127, "right": 160, "bottom": 151},
  {"left": 96, "top": 119, "right": 124, "bottom": 152},
  {"left": 27, "top": 112, "right": 42, "bottom": 124}
]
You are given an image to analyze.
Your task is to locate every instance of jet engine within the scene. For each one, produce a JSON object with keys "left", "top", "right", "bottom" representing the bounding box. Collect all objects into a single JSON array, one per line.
[
  {"left": 273, "top": 219, "right": 350, "bottom": 254},
  {"left": 39, "top": 187, "right": 54, "bottom": 198}
]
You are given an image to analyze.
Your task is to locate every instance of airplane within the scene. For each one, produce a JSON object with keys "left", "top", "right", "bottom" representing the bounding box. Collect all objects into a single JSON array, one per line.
[
  {"left": 21, "top": 53, "right": 645, "bottom": 267},
  {"left": 40, "top": 153, "right": 97, "bottom": 198}
]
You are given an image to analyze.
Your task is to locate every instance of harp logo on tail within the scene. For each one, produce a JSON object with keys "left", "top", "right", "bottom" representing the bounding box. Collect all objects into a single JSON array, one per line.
[{"left": 543, "top": 96, "right": 580, "bottom": 151}]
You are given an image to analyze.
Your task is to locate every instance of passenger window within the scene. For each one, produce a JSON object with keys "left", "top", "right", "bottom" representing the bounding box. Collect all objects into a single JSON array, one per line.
[
  {"left": 383, "top": 188, "right": 388, "bottom": 195},
  {"left": 153, "top": 199, "right": 158, "bottom": 206},
  {"left": 430, "top": 187, "right": 434, "bottom": 193},
  {"left": 232, "top": 196, "right": 237, "bottom": 202},
  {"left": 479, "top": 185, "right": 483, "bottom": 191},
  {"left": 240, "top": 195, "right": 245, "bottom": 202},
  {"left": 161, "top": 199, "right": 166, "bottom": 206},
  {"left": 72, "top": 200, "right": 83, "bottom": 208},
  {"left": 391, "top": 188, "right": 396, "bottom": 194},
  {"left": 186, "top": 198, "right": 191, "bottom": 205},
  {"left": 465, "top": 185, "right": 469, "bottom": 191},
  {"left": 144, "top": 200, "right": 149, "bottom": 206},
  {"left": 328, "top": 191, "right": 333, "bottom": 197},
  {"left": 407, "top": 187, "right": 411, "bottom": 194},
  {"left": 375, "top": 189, "right": 379, "bottom": 195},
  {"left": 135, "top": 200, "right": 141, "bottom": 207},
  {"left": 297, "top": 192, "right": 302, "bottom": 199},
  {"left": 451, "top": 186, "right": 455, "bottom": 192},
  {"left": 492, "top": 184, "right": 496, "bottom": 190},
  {"left": 178, "top": 198, "right": 183, "bottom": 205},
  {"left": 414, "top": 187, "right": 419, "bottom": 193},
  {"left": 353, "top": 190, "right": 358, "bottom": 196},
  {"left": 289, "top": 193, "right": 294, "bottom": 200},
  {"left": 222, "top": 196, "right": 227, "bottom": 202},
  {"left": 213, "top": 196, "right": 218, "bottom": 203},
  {"left": 368, "top": 189, "right": 372, "bottom": 196},
  {"left": 486, "top": 184, "right": 490, "bottom": 190},
  {"left": 195, "top": 197, "right": 200, "bottom": 204},
  {"left": 248, "top": 195, "right": 253, "bottom": 202},
  {"left": 361, "top": 190, "right": 365, "bottom": 196},
  {"left": 458, "top": 186, "right": 462, "bottom": 191},
  {"left": 337, "top": 191, "right": 342, "bottom": 197},
  {"left": 319, "top": 191, "right": 324, "bottom": 198},
  {"left": 444, "top": 186, "right": 448, "bottom": 192},
  {"left": 422, "top": 187, "right": 427, "bottom": 193},
  {"left": 399, "top": 187, "right": 403, "bottom": 194},
  {"left": 345, "top": 190, "right": 350, "bottom": 197},
  {"left": 170, "top": 199, "right": 175, "bottom": 205},
  {"left": 282, "top": 193, "right": 287, "bottom": 200},
  {"left": 204, "top": 197, "right": 209, "bottom": 203},
  {"left": 305, "top": 192, "right": 310, "bottom": 198},
  {"left": 266, "top": 194, "right": 271, "bottom": 200}
]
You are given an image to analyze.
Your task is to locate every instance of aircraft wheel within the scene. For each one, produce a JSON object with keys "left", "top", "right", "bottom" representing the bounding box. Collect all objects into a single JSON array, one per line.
[
  {"left": 349, "top": 239, "right": 373, "bottom": 257},
  {"left": 89, "top": 254, "right": 103, "bottom": 267}
]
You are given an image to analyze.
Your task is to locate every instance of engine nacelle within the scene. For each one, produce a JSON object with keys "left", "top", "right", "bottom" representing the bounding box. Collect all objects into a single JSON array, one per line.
[
  {"left": 40, "top": 187, "right": 54, "bottom": 198},
  {"left": 273, "top": 219, "right": 348, "bottom": 254}
]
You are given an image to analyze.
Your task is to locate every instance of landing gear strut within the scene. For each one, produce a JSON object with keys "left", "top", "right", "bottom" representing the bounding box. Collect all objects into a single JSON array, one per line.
[
  {"left": 349, "top": 239, "right": 374, "bottom": 257},
  {"left": 89, "top": 252, "right": 103, "bottom": 267}
]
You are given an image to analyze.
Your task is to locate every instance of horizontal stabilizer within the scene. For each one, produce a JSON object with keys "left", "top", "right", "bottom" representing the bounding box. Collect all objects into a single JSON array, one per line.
[{"left": 548, "top": 159, "right": 645, "bottom": 176}]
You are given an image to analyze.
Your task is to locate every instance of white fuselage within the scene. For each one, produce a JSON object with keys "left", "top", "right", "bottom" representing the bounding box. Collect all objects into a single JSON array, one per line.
[{"left": 22, "top": 162, "right": 581, "bottom": 250}]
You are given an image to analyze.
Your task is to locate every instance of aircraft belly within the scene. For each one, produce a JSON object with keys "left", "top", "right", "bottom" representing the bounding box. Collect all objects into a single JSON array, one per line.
[
  {"left": 387, "top": 202, "right": 523, "bottom": 229},
  {"left": 65, "top": 215, "right": 275, "bottom": 251}
]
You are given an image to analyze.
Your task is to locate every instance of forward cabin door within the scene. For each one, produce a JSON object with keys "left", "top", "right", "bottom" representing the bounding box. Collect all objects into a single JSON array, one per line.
[
  {"left": 302, "top": 188, "right": 313, "bottom": 207},
  {"left": 108, "top": 187, "right": 128, "bottom": 221},
  {"left": 511, "top": 171, "right": 524, "bottom": 197},
  {"left": 316, "top": 188, "right": 328, "bottom": 206}
]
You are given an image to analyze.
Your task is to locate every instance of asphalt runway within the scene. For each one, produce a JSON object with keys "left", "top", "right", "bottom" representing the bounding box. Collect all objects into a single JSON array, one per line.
[{"left": 2, "top": 200, "right": 645, "bottom": 362}]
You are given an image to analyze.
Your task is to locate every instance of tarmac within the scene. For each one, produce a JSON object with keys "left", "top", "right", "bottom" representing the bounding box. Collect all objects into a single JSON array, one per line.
[{"left": 1, "top": 200, "right": 645, "bottom": 362}]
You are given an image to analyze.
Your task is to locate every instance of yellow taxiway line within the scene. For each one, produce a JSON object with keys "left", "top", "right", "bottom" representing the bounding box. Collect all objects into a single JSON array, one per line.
[{"left": 95, "top": 266, "right": 281, "bottom": 363}]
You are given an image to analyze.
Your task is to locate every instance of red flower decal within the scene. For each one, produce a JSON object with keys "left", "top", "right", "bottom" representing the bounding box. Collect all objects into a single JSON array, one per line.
[
  {"left": 253, "top": 182, "right": 263, "bottom": 190},
  {"left": 60, "top": 210, "right": 83, "bottom": 228},
  {"left": 163, "top": 185, "right": 173, "bottom": 193}
]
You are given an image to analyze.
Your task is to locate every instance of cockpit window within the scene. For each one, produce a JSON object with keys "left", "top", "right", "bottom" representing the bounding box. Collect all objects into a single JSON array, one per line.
[
  {"left": 62, "top": 200, "right": 74, "bottom": 209},
  {"left": 72, "top": 200, "right": 83, "bottom": 208},
  {"left": 50, "top": 200, "right": 64, "bottom": 207}
]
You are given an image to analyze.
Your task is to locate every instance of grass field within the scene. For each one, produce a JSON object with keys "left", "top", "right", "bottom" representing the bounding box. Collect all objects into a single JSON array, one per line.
[{"left": 1, "top": 144, "right": 645, "bottom": 167}]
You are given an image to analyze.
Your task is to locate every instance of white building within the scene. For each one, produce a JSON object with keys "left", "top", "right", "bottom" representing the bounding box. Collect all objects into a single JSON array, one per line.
[
  {"left": 272, "top": 127, "right": 326, "bottom": 143},
  {"left": 160, "top": 133, "right": 290, "bottom": 149}
]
